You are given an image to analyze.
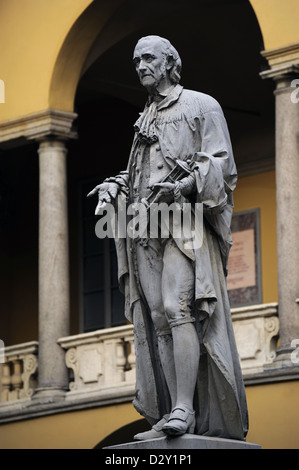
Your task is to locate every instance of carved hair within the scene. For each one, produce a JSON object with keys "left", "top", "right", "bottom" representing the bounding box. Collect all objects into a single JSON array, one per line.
[{"left": 136, "top": 35, "right": 182, "bottom": 84}]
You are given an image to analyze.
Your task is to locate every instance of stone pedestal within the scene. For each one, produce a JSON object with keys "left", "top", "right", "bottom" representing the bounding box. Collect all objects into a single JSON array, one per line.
[{"left": 103, "top": 434, "right": 261, "bottom": 450}]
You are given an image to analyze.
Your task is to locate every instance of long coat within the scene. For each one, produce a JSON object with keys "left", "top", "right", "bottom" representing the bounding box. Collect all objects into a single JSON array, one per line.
[{"left": 114, "top": 84, "right": 249, "bottom": 440}]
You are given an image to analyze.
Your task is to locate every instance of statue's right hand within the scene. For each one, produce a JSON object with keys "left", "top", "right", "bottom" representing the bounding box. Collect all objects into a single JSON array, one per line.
[{"left": 87, "top": 182, "right": 119, "bottom": 215}]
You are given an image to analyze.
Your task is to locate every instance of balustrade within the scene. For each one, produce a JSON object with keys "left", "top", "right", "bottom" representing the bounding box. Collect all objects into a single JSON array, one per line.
[
  {"left": 231, "top": 303, "right": 279, "bottom": 375},
  {"left": 58, "top": 325, "right": 136, "bottom": 401},
  {"left": 0, "top": 342, "right": 38, "bottom": 403},
  {"left": 0, "top": 304, "right": 279, "bottom": 411}
]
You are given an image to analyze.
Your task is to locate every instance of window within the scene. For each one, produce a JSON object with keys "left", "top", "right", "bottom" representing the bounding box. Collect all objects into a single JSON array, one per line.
[{"left": 80, "top": 179, "right": 126, "bottom": 332}]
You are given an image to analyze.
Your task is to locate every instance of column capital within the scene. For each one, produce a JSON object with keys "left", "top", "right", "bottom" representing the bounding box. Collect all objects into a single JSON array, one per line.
[
  {"left": 259, "top": 42, "right": 299, "bottom": 92},
  {"left": 37, "top": 138, "right": 68, "bottom": 152},
  {"left": 260, "top": 64, "right": 299, "bottom": 91},
  {"left": 0, "top": 108, "right": 77, "bottom": 146}
]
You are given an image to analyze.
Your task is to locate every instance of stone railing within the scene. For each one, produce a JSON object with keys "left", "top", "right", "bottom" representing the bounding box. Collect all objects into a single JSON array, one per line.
[
  {"left": 58, "top": 325, "right": 136, "bottom": 401},
  {"left": 57, "top": 303, "right": 279, "bottom": 397},
  {"left": 231, "top": 302, "right": 279, "bottom": 375},
  {"left": 0, "top": 341, "right": 38, "bottom": 404},
  {"left": 0, "top": 303, "right": 279, "bottom": 411}
]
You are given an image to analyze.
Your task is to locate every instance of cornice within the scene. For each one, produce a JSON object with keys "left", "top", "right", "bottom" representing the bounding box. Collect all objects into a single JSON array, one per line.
[
  {"left": 261, "top": 42, "right": 299, "bottom": 65},
  {"left": 260, "top": 63, "right": 299, "bottom": 81},
  {"left": 0, "top": 109, "right": 78, "bottom": 144},
  {"left": 260, "top": 42, "right": 299, "bottom": 81}
]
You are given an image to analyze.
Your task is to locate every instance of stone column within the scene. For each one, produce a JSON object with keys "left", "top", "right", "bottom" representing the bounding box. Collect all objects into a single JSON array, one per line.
[
  {"left": 261, "top": 62, "right": 299, "bottom": 368},
  {"left": 273, "top": 71, "right": 299, "bottom": 367},
  {"left": 34, "top": 139, "right": 70, "bottom": 399},
  {"left": 0, "top": 109, "right": 77, "bottom": 399}
]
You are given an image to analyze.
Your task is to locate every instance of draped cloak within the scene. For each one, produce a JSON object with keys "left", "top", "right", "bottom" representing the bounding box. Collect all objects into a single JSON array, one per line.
[{"left": 113, "top": 84, "right": 249, "bottom": 440}]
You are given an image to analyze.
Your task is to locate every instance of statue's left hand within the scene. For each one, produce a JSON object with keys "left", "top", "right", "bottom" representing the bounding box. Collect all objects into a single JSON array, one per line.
[
  {"left": 152, "top": 182, "right": 175, "bottom": 193},
  {"left": 152, "top": 181, "right": 178, "bottom": 203}
]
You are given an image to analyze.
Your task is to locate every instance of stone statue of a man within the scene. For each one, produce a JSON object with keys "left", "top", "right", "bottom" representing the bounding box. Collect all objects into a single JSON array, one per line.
[{"left": 88, "top": 35, "right": 248, "bottom": 441}]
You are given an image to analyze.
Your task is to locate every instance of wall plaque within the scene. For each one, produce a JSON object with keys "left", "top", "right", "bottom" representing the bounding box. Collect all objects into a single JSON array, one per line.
[{"left": 227, "top": 208, "right": 262, "bottom": 307}]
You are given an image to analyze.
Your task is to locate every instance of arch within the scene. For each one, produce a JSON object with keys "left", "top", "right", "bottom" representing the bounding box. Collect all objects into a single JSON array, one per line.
[
  {"left": 94, "top": 419, "right": 149, "bottom": 448},
  {"left": 49, "top": 0, "right": 179, "bottom": 112},
  {"left": 0, "top": 0, "right": 97, "bottom": 122},
  {"left": 49, "top": 0, "right": 127, "bottom": 112},
  {"left": 74, "top": 0, "right": 273, "bottom": 178},
  {"left": 50, "top": 0, "right": 269, "bottom": 116}
]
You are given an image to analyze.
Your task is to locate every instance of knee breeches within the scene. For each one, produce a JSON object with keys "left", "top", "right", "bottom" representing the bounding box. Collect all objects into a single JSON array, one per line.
[{"left": 135, "top": 237, "right": 195, "bottom": 336}]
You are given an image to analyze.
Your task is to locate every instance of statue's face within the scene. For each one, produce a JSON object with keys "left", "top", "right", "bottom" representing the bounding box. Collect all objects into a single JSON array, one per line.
[{"left": 133, "top": 38, "right": 170, "bottom": 93}]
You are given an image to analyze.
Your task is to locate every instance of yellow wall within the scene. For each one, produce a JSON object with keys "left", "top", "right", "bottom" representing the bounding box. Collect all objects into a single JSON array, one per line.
[
  {"left": 0, "top": 0, "right": 92, "bottom": 121},
  {"left": 246, "top": 380, "right": 299, "bottom": 449},
  {"left": 1, "top": 380, "right": 299, "bottom": 449},
  {"left": 0, "top": 402, "right": 141, "bottom": 449},
  {"left": 1, "top": 0, "right": 299, "bottom": 124},
  {"left": 234, "top": 171, "right": 277, "bottom": 304},
  {"left": 0, "top": 0, "right": 126, "bottom": 122},
  {"left": 250, "top": 0, "right": 299, "bottom": 50}
]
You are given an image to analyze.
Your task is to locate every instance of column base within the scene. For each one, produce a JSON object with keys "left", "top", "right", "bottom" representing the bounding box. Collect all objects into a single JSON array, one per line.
[
  {"left": 103, "top": 434, "right": 261, "bottom": 450},
  {"left": 31, "top": 386, "right": 66, "bottom": 404}
]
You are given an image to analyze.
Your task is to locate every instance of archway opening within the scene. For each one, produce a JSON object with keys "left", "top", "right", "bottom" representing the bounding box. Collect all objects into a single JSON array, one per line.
[{"left": 94, "top": 418, "right": 150, "bottom": 448}]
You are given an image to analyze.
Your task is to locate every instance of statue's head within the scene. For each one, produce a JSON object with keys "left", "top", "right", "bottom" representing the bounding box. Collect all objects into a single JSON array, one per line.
[{"left": 133, "top": 35, "right": 182, "bottom": 94}]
